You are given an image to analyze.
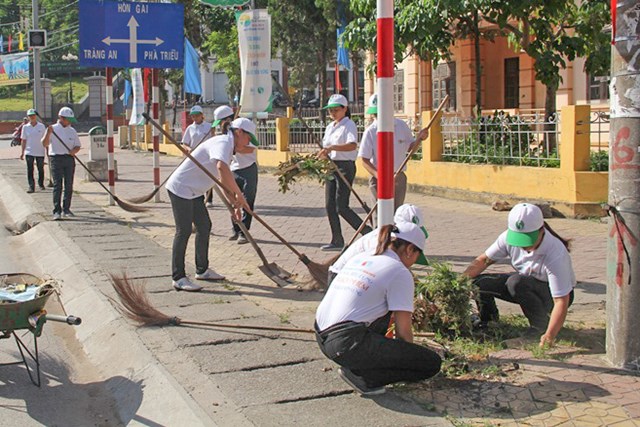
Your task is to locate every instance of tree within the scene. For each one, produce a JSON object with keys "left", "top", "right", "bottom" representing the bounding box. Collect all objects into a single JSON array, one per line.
[
  {"left": 484, "top": 0, "right": 611, "bottom": 121},
  {"left": 268, "top": 0, "right": 337, "bottom": 110},
  {"left": 203, "top": 22, "right": 241, "bottom": 100}
]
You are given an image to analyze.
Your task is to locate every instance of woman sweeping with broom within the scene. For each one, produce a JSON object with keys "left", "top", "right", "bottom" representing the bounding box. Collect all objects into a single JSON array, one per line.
[
  {"left": 315, "top": 222, "right": 441, "bottom": 396},
  {"left": 165, "top": 118, "right": 255, "bottom": 292}
]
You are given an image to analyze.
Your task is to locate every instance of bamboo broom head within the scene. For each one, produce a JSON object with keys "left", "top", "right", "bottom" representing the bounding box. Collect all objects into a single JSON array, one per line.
[{"left": 110, "top": 273, "right": 176, "bottom": 326}]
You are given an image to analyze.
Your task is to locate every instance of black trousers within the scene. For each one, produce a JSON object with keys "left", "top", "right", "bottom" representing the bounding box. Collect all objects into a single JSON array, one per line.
[
  {"left": 315, "top": 313, "right": 441, "bottom": 389},
  {"left": 168, "top": 191, "right": 211, "bottom": 281},
  {"left": 50, "top": 155, "right": 75, "bottom": 214},
  {"left": 325, "top": 160, "right": 370, "bottom": 246},
  {"left": 474, "top": 273, "right": 574, "bottom": 330},
  {"left": 26, "top": 155, "right": 45, "bottom": 189},
  {"left": 231, "top": 162, "right": 258, "bottom": 235}
]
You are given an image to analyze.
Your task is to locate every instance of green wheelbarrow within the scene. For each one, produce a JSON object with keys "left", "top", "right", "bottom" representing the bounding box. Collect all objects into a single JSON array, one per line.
[{"left": 0, "top": 273, "right": 81, "bottom": 387}]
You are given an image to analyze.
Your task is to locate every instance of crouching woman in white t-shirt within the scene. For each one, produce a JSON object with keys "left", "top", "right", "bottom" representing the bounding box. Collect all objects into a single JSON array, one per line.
[
  {"left": 315, "top": 222, "right": 442, "bottom": 396},
  {"left": 463, "top": 203, "right": 576, "bottom": 348}
]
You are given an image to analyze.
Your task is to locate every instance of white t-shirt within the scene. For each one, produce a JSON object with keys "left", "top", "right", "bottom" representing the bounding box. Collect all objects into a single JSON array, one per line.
[
  {"left": 182, "top": 121, "right": 211, "bottom": 149},
  {"left": 166, "top": 134, "right": 233, "bottom": 199},
  {"left": 322, "top": 117, "right": 358, "bottom": 161},
  {"left": 329, "top": 229, "right": 380, "bottom": 274},
  {"left": 316, "top": 250, "right": 415, "bottom": 331},
  {"left": 231, "top": 146, "right": 257, "bottom": 171},
  {"left": 485, "top": 230, "right": 576, "bottom": 298},
  {"left": 358, "top": 118, "right": 414, "bottom": 172},
  {"left": 21, "top": 122, "right": 46, "bottom": 157},
  {"left": 48, "top": 123, "right": 81, "bottom": 156}
]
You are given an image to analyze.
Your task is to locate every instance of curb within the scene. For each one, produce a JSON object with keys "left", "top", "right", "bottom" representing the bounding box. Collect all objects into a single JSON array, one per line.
[{"left": 0, "top": 171, "right": 216, "bottom": 426}]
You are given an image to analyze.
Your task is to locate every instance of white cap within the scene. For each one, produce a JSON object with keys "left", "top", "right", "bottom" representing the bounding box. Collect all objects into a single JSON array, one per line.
[
  {"left": 212, "top": 105, "right": 234, "bottom": 127},
  {"left": 58, "top": 106, "right": 77, "bottom": 123},
  {"left": 324, "top": 94, "right": 348, "bottom": 109},
  {"left": 189, "top": 105, "right": 204, "bottom": 115},
  {"left": 366, "top": 94, "right": 378, "bottom": 114},
  {"left": 230, "top": 118, "right": 259, "bottom": 146},
  {"left": 391, "top": 222, "right": 426, "bottom": 251},
  {"left": 506, "top": 203, "right": 544, "bottom": 247}
]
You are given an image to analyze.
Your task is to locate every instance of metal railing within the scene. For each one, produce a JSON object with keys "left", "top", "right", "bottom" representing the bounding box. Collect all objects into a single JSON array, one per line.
[
  {"left": 589, "top": 107, "right": 610, "bottom": 152},
  {"left": 255, "top": 119, "right": 277, "bottom": 150},
  {"left": 441, "top": 111, "right": 561, "bottom": 167}
]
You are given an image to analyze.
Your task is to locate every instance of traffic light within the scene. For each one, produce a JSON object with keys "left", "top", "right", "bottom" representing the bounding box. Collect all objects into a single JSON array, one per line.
[{"left": 28, "top": 30, "right": 47, "bottom": 48}]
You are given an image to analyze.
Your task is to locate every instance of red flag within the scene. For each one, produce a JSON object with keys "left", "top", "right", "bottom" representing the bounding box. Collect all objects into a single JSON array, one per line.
[
  {"left": 335, "top": 65, "right": 342, "bottom": 92},
  {"left": 7, "top": 34, "right": 12, "bottom": 52},
  {"left": 143, "top": 68, "right": 151, "bottom": 103},
  {"left": 611, "top": 0, "right": 617, "bottom": 45}
]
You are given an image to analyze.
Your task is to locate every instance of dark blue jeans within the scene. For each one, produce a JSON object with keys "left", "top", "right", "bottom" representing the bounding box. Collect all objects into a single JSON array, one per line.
[
  {"left": 231, "top": 162, "right": 258, "bottom": 235},
  {"left": 50, "top": 155, "right": 75, "bottom": 214},
  {"left": 26, "top": 155, "right": 45, "bottom": 189},
  {"left": 168, "top": 191, "right": 212, "bottom": 281},
  {"left": 474, "top": 273, "right": 574, "bottom": 330},
  {"left": 315, "top": 313, "right": 441, "bottom": 388},
  {"left": 325, "top": 160, "right": 371, "bottom": 246}
]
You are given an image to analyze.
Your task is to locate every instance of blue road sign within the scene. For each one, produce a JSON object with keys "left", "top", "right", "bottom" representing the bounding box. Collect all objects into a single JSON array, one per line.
[{"left": 79, "top": 0, "right": 184, "bottom": 69}]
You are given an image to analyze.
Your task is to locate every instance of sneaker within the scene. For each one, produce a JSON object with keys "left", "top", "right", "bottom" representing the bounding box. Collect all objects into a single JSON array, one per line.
[
  {"left": 39, "top": 185, "right": 46, "bottom": 191},
  {"left": 228, "top": 232, "right": 239, "bottom": 241},
  {"left": 195, "top": 268, "right": 225, "bottom": 281},
  {"left": 338, "top": 367, "right": 386, "bottom": 396},
  {"left": 206, "top": 202, "right": 214, "bottom": 208},
  {"left": 62, "top": 210, "right": 75, "bottom": 218},
  {"left": 321, "top": 243, "right": 343, "bottom": 252},
  {"left": 52, "top": 212, "right": 62, "bottom": 221},
  {"left": 26, "top": 188, "right": 34, "bottom": 194},
  {"left": 237, "top": 234, "right": 248, "bottom": 245},
  {"left": 172, "top": 277, "right": 203, "bottom": 292}
]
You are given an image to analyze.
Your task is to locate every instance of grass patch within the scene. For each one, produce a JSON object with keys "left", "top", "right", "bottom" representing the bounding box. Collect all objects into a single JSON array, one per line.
[
  {"left": 0, "top": 77, "right": 89, "bottom": 112},
  {"left": 278, "top": 312, "right": 291, "bottom": 324}
]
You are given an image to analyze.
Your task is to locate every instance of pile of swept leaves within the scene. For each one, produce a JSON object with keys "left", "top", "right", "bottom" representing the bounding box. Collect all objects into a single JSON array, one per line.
[
  {"left": 413, "top": 262, "right": 478, "bottom": 336},
  {"left": 275, "top": 154, "right": 335, "bottom": 193}
]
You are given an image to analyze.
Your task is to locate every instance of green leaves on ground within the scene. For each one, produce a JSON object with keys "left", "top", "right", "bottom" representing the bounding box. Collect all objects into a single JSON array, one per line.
[{"left": 274, "top": 154, "right": 335, "bottom": 193}]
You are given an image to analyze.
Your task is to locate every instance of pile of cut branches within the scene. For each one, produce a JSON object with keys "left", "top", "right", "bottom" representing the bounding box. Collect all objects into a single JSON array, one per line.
[
  {"left": 275, "top": 154, "right": 335, "bottom": 193},
  {"left": 413, "top": 262, "right": 478, "bottom": 336}
]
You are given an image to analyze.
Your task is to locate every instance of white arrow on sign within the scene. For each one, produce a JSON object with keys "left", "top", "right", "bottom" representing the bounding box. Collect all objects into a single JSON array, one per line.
[{"left": 101, "top": 16, "right": 164, "bottom": 63}]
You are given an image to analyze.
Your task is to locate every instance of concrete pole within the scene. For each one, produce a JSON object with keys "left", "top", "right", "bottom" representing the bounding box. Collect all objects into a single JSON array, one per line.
[
  {"left": 376, "top": 0, "right": 395, "bottom": 227},
  {"left": 606, "top": 0, "right": 640, "bottom": 370},
  {"left": 32, "top": 0, "right": 41, "bottom": 113}
]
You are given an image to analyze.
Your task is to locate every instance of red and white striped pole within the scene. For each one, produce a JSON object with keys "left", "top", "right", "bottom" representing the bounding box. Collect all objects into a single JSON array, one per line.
[
  {"left": 376, "top": 0, "right": 395, "bottom": 227},
  {"left": 152, "top": 69, "right": 161, "bottom": 202},
  {"left": 106, "top": 67, "right": 115, "bottom": 206}
]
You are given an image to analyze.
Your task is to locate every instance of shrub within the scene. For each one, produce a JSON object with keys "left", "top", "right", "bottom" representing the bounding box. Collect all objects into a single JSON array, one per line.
[{"left": 589, "top": 150, "right": 609, "bottom": 171}]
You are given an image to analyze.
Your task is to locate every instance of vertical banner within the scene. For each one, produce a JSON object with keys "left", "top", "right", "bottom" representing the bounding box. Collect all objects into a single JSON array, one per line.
[
  {"left": 129, "top": 68, "right": 145, "bottom": 125},
  {"left": 237, "top": 9, "right": 271, "bottom": 113},
  {"left": 0, "top": 53, "right": 30, "bottom": 86}
]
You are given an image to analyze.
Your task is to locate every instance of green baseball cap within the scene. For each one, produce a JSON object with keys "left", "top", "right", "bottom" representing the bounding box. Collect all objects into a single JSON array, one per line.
[
  {"left": 27, "top": 108, "right": 37, "bottom": 116},
  {"left": 366, "top": 94, "right": 378, "bottom": 114},
  {"left": 323, "top": 94, "right": 348, "bottom": 109},
  {"left": 505, "top": 203, "right": 544, "bottom": 247}
]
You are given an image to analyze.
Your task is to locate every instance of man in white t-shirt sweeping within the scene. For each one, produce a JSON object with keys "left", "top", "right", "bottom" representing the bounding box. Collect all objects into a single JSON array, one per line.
[
  {"left": 20, "top": 109, "right": 47, "bottom": 193},
  {"left": 42, "top": 107, "right": 82, "bottom": 221},
  {"left": 463, "top": 203, "right": 576, "bottom": 348},
  {"left": 165, "top": 118, "right": 255, "bottom": 292},
  {"left": 358, "top": 94, "right": 429, "bottom": 210}
]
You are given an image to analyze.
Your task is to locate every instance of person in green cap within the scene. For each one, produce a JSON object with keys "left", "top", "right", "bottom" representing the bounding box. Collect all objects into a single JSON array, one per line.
[
  {"left": 463, "top": 203, "right": 575, "bottom": 348},
  {"left": 205, "top": 105, "right": 235, "bottom": 207},
  {"left": 182, "top": 105, "right": 211, "bottom": 154},
  {"left": 20, "top": 109, "right": 47, "bottom": 193}
]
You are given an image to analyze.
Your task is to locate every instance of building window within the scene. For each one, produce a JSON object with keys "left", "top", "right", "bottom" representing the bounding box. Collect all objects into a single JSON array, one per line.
[
  {"left": 588, "top": 74, "right": 610, "bottom": 102},
  {"left": 504, "top": 58, "right": 519, "bottom": 108},
  {"left": 433, "top": 62, "right": 456, "bottom": 110},
  {"left": 393, "top": 70, "right": 404, "bottom": 112}
]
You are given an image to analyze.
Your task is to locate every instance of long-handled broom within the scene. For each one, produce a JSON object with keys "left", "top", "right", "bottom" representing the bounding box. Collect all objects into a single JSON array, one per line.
[
  {"left": 38, "top": 114, "right": 147, "bottom": 213},
  {"left": 110, "top": 273, "right": 435, "bottom": 337},
  {"left": 142, "top": 113, "right": 328, "bottom": 286},
  {"left": 318, "top": 95, "right": 450, "bottom": 273}
]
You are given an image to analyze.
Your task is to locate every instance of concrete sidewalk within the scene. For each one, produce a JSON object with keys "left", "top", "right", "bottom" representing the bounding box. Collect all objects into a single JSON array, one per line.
[{"left": 1, "top": 139, "right": 638, "bottom": 426}]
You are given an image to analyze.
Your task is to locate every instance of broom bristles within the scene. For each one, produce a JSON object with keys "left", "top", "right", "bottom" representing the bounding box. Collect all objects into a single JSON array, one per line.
[
  {"left": 127, "top": 191, "right": 157, "bottom": 205},
  {"left": 305, "top": 260, "right": 328, "bottom": 289},
  {"left": 110, "top": 273, "right": 174, "bottom": 326}
]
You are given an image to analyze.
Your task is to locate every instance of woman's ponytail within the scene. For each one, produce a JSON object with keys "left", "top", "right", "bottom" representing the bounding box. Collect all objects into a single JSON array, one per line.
[
  {"left": 375, "top": 224, "right": 396, "bottom": 255},
  {"left": 543, "top": 221, "right": 571, "bottom": 252},
  {"left": 221, "top": 119, "right": 232, "bottom": 135}
]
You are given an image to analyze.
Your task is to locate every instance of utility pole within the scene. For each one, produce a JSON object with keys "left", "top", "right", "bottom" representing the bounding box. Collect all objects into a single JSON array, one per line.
[
  {"left": 606, "top": 0, "right": 640, "bottom": 370},
  {"left": 32, "top": 0, "right": 42, "bottom": 113}
]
